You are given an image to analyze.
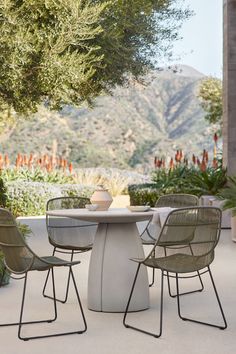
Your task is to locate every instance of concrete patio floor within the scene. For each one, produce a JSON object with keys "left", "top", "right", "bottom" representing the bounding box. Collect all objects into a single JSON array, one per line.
[{"left": 1, "top": 217, "right": 236, "bottom": 354}]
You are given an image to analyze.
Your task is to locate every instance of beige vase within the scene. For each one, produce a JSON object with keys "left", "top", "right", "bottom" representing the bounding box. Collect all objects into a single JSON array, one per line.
[{"left": 90, "top": 186, "right": 113, "bottom": 211}]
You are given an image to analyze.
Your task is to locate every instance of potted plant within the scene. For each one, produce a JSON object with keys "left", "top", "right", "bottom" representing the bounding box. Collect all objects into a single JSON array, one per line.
[{"left": 218, "top": 176, "right": 236, "bottom": 241}]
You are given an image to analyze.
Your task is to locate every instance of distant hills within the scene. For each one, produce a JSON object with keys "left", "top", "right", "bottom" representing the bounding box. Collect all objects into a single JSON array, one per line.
[{"left": 0, "top": 65, "right": 217, "bottom": 172}]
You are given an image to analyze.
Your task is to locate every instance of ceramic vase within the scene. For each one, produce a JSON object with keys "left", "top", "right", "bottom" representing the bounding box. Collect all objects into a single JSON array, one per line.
[{"left": 90, "top": 186, "right": 113, "bottom": 211}]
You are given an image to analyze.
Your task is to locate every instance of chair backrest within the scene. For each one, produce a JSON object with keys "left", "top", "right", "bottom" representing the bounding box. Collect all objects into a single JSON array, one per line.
[
  {"left": 46, "top": 196, "right": 97, "bottom": 249},
  {"left": 155, "top": 194, "right": 199, "bottom": 208},
  {"left": 0, "top": 208, "right": 34, "bottom": 274},
  {"left": 154, "top": 206, "right": 222, "bottom": 268},
  {"left": 140, "top": 194, "right": 199, "bottom": 243}
]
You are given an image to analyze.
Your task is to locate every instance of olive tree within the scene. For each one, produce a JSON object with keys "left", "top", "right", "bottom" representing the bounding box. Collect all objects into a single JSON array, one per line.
[
  {"left": 198, "top": 77, "right": 223, "bottom": 126},
  {"left": 0, "top": 0, "right": 191, "bottom": 116}
]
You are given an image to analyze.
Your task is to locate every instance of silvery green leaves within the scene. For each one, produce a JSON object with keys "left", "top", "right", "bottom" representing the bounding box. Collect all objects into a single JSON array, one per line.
[{"left": 0, "top": 0, "right": 191, "bottom": 115}]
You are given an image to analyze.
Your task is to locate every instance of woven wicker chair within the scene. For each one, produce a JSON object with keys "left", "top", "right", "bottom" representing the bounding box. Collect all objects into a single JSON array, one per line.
[
  {"left": 124, "top": 206, "right": 227, "bottom": 338},
  {"left": 141, "top": 194, "right": 199, "bottom": 245},
  {"left": 43, "top": 196, "right": 97, "bottom": 303},
  {"left": 140, "top": 193, "right": 199, "bottom": 290},
  {"left": 0, "top": 208, "right": 87, "bottom": 341}
]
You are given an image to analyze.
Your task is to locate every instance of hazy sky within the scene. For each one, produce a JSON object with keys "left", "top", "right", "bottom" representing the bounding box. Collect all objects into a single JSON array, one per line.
[{"left": 168, "top": 0, "right": 223, "bottom": 78}]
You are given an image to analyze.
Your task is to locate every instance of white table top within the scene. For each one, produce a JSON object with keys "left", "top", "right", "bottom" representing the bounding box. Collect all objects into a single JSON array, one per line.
[{"left": 46, "top": 207, "right": 154, "bottom": 224}]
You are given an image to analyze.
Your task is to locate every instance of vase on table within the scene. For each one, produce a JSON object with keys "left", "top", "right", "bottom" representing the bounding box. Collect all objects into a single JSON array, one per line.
[{"left": 90, "top": 186, "right": 113, "bottom": 211}]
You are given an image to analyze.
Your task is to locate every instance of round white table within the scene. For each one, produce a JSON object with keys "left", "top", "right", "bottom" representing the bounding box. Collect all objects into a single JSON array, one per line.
[{"left": 46, "top": 208, "right": 154, "bottom": 312}]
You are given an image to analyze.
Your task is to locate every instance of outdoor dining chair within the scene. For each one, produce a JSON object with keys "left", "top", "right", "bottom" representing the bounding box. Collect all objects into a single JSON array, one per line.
[
  {"left": 124, "top": 206, "right": 227, "bottom": 338},
  {"left": 0, "top": 208, "right": 87, "bottom": 341},
  {"left": 140, "top": 193, "right": 199, "bottom": 245},
  {"left": 140, "top": 193, "right": 200, "bottom": 291},
  {"left": 43, "top": 196, "right": 97, "bottom": 303}
]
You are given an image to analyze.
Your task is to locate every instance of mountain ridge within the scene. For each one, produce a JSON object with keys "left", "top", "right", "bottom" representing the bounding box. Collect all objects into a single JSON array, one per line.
[{"left": 0, "top": 65, "right": 216, "bottom": 172}]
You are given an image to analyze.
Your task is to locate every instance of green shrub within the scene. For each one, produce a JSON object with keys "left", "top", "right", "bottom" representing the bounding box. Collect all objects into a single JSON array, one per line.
[
  {"left": 1, "top": 167, "right": 74, "bottom": 184},
  {"left": 128, "top": 183, "right": 161, "bottom": 206},
  {"left": 60, "top": 184, "right": 95, "bottom": 198},
  {"left": 0, "top": 174, "right": 7, "bottom": 207},
  {"left": 5, "top": 181, "right": 95, "bottom": 216},
  {"left": 129, "top": 165, "right": 227, "bottom": 206}
]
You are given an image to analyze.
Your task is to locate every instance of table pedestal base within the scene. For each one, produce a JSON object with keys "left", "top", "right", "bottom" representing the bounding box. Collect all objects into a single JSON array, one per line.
[{"left": 87, "top": 222, "right": 149, "bottom": 312}]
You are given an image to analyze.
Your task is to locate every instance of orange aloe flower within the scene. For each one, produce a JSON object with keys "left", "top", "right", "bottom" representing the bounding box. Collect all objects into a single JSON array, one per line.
[
  {"left": 23, "top": 155, "right": 28, "bottom": 165},
  {"left": 184, "top": 157, "right": 188, "bottom": 165},
  {"left": 169, "top": 157, "right": 174, "bottom": 170},
  {"left": 212, "top": 158, "right": 218, "bottom": 168},
  {"left": 69, "top": 162, "right": 73, "bottom": 173},
  {"left": 175, "top": 150, "right": 180, "bottom": 162},
  {"left": 214, "top": 133, "right": 218, "bottom": 143},
  {"left": 154, "top": 156, "right": 157, "bottom": 167},
  {"left": 200, "top": 160, "right": 206, "bottom": 172},
  {"left": 4, "top": 154, "right": 10, "bottom": 167}
]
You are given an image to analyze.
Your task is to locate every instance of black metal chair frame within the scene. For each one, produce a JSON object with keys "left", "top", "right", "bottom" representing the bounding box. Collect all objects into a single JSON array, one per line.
[
  {"left": 142, "top": 228, "right": 204, "bottom": 296},
  {"left": 141, "top": 194, "right": 203, "bottom": 295},
  {"left": 124, "top": 207, "right": 227, "bottom": 338},
  {"left": 0, "top": 266, "right": 87, "bottom": 341},
  {"left": 43, "top": 196, "right": 95, "bottom": 304},
  {"left": 123, "top": 264, "right": 227, "bottom": 338},
  {"left": 0, "top": 208, "right": 87, "bottom": 341}
]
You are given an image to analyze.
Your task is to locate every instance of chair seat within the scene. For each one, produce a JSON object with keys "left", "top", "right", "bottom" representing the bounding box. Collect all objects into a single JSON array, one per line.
[
  {"left": 141, "top": 239, "right": 156, "bottom": 245},
  {"left": 49, "top": 240, "right": 93, "bottom": 251},
  {"left": 143, "top": 253, "right": 211, "bottom": 274},
  {"left": 30, "top": 256, "right": 81, "bottom": 271}
]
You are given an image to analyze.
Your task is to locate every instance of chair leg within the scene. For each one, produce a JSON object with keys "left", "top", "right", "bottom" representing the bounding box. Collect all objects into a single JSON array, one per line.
[
  {"left": 176, "top": 268, "right": 227, "bottom": 330},
  {"left": 167, "top": 270, "right": 204, "bottom": 298},
  {"left": 149, "top": 268, "right": 155, "bottom": 287},
  {"left": 43, "top": 248, "right": 74, "bottom": 303},
  {"left": 18, "top": 270, "right": 57, "bottom": 341},
  {"left": 149, "top": 249, "right": 156, "bottom": 287},
  {"left": 0, "top": 273, "right": 57, "bottom": 336},
  {"left": 18, "top": 267, "right": 87, "bottom": 340},
  {"left": 0, "top": 267, "right": 87, "bottom": 341},
  {"left": 42, "top": 247, "right": 56, "bottom": 299},
  {"left": 123, "top": 264, "right": 164, "bottom": 338},
  {"left": 69, "top": 266, "right": 87, "bottom": 333},
  {"left": 165, "top": 245, "right": 204, "bottom": 298}
]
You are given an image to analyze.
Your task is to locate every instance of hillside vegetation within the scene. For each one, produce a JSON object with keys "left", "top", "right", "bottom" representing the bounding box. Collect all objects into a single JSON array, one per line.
[{"left": 0, "top": 66, "right": 215, "bottom": 171}]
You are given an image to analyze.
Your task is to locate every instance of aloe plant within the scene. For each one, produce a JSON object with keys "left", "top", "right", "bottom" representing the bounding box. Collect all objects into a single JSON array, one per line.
[{"left": 188, "top": 167, "right": 227, "bottom": 196}]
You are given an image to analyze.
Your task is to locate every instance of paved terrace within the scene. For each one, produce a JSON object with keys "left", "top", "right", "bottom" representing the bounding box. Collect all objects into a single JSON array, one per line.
[{"left": 0, "top": 216, "right": 236, "bottom": 354}]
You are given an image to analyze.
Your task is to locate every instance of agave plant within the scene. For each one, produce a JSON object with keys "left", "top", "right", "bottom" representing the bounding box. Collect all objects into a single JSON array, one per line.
[
  {"left": 187, "top": 167, "right": 227, "bottom": 196},
  {"left": 218, "top": 176, "right": 236, "bottom": 217},
  {"left": 151, "top": 165, "right": 195, "bottom": 193}
]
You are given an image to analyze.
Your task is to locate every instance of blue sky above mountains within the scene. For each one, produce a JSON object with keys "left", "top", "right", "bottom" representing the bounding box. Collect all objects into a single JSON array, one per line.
[{"left": 165, "top": 0, "right": 222, "bottom": 78}]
